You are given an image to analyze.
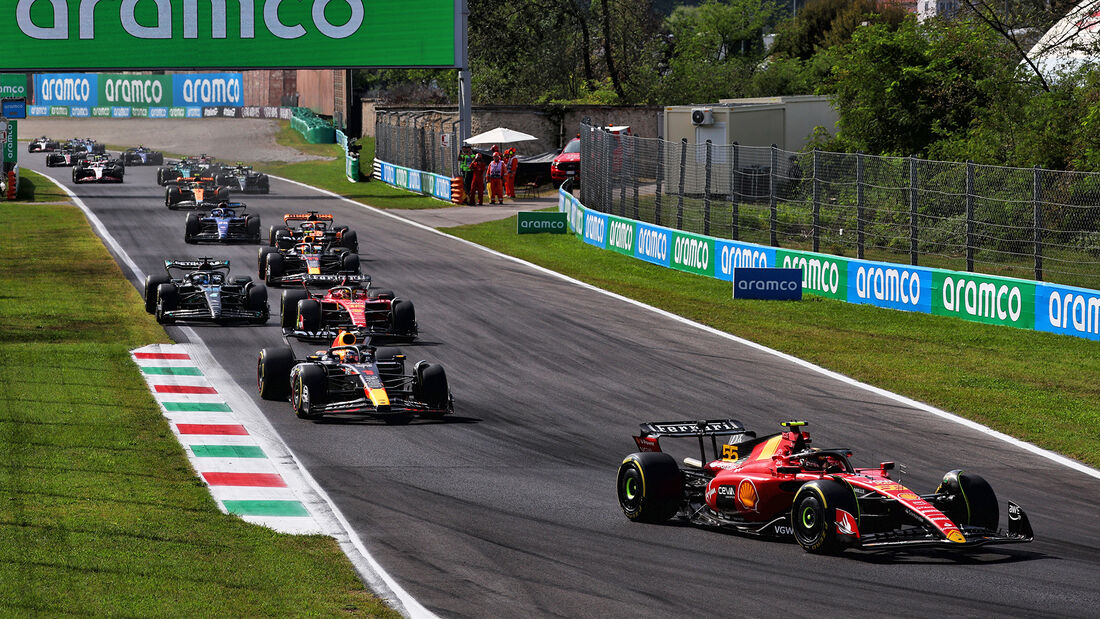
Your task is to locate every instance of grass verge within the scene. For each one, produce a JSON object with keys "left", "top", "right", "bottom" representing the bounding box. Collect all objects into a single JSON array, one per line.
[
  {"left": 445, "top": 216, "right": 1100, "bottom": 468},
  {"left": 0, "top": 202, "right": 397, "bottom": 617},
  {"left": 251, "top": 123, "right": 448, "bottom": 210},
  {"left": 16, "top": 168, "right": 71, "bottom": 203}
]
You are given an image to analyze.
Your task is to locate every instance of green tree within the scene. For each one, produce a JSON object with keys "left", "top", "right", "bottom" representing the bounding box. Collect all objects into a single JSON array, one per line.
[{"left": 771, "top": 0, "right": 906, "bottom": 61}]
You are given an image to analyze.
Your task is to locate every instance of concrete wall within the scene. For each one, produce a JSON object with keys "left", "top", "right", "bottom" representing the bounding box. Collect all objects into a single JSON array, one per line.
[
  {"left": 364, "top": 102, "right": 663, "bottom": 155},
  {"left": 242, "top": 70, "right": 297, "bottom": 107},
  {"left": 296, "top": 70, "right": 335, "bottom": 116}
]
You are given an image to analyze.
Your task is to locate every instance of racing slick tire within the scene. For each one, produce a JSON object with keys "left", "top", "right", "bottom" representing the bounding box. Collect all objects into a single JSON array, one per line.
[
  {"left": 166, "top": 187, "right": 182, "bottom": 209},
  {"left": 144, "top": 274, "right": 171, "bottom": 313},
  {"left": 375, "top": 346, "right": 406, "bottom": 388},
  {"left": 391, "top": 299, "right": 416, "bottom": 335},
  {"left": 368, "top": 289, "right": 395, "bottom": 300},
  {"left": 339, "top": 230, "right": 358, "bottom": 252},
  {"left": 267, "top": 225, "right": 280, "bottom": 246},
  {"left": 791, "top": 480, "right": 859, "bottom": 554},
  {"left": 215, "top": 174, "right": 231, "bottom": 186},
  {"left": 292, "top": 363, "right": 326, "bottom": 420},
  {"left": 258, "top": 246, "right": 275, "bottom": 278},
  {"left": 274, "top": 229, "right": 293, "bottom": 250},
  {"left": 155, "top": 283, "right": 179, "bottom": 324},
  {"left": 184, "top": 213, "right": 200, "bottom": 244},
  {"left": 259, "top": 178, "right": 270, "bottom": 194},
  {"left": 280, "top": 289, "right": 308, "bottom": 329},
  {"left": 216, "top": 187, "right": 230, "bottom": 202},
  {"left": 617, "top": 452, "right": 682, "bottom": 524},
  {"left": 296, "top": 299, "right": 322, "bottom": 331},
  {"left": 245, "top": 215, "right": 261, "bottom": 243},
  {"left": 934, "top": 470, "right": 999, "bottom": 530},
  {"left": 340, "top": 252, "right": 360, "bottom": 274},
  {"left": 258, "top": 347, "right": 294, "bottom": 401},
  {"left": 265, "top": 252, "right": 284, "bottom": 286},
  {"left": 246, "top": 283, "right": 270, "bottom": 324},
  {"left": 414, "top": 363, "right": 449, "bottom": 415}
]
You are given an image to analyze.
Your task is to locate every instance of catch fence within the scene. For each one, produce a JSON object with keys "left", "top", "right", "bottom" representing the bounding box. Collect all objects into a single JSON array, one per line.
[
  {"left": 374, "top": 111, "right": 459, "bottom": 179},
  {"left": 578, "top": 124, "right": 1100, "bottom": 290}
]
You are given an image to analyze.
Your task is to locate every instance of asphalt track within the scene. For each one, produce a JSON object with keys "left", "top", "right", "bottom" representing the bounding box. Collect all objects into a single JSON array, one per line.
[{"left": 27, "top": 155, "right": 1100, "bottom": 618}]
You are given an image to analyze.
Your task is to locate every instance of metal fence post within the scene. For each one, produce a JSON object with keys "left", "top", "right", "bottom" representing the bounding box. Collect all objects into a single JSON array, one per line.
[
  {"left": 812, "top": 148, "right": 820, "bottom": 253},
  {"left": 965, "top": 160, "right": 975, "bottom": 272},
  {"left": 770, "top": 144, "right": 778, "bottom": 247},
  {"left": 618, "top": 137, "right": 627, "bottom": 217},
  {"left": 856, "top": 151, "right": 865, "bottom": 259},
  {"left": 731, "top": 142, "right": 739, "bottom": 241},
  {"left": 631, "top": 136, "right": 639, "bottom": 220},
  {"left": 909, "top": 155, "right": 918, "bottom": 266},
  {"left": 1033, "top": 166, "right": 1043, "bottom": 281},
  {"left": 704, "top": 140, "right": 712, "bottom": 236},
  {"left": 655, "top": 138, "right": 664, "bottom": 226},
  {"left": 677, "top": 138, "right": 687, "bottom": 230}
]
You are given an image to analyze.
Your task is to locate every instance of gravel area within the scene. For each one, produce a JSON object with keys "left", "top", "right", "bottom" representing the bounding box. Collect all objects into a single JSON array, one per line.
[{"left": 18, "top": 118, "right": 324, "bottom": 162}]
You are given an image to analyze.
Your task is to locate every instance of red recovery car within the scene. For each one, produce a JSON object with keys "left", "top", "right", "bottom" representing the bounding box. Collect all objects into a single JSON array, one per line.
[{"left": 616, "top": 420, "right": 1033, "bottom": 553}]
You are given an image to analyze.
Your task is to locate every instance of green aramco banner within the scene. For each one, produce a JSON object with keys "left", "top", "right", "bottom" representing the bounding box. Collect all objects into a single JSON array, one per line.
[{"left": 3, "top": 1, "right": 458, "bottom": 70}]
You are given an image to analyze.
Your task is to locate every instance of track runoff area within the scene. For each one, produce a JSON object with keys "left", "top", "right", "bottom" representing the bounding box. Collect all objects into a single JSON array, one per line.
[{"left": 11, "top": 5, "right": 1100, "bottom": 619}]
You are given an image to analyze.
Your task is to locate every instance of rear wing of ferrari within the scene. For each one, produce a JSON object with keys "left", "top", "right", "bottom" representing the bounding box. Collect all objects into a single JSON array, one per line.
[
  {"left": 634, "top": 419, "right": 755, "bottom": 460},
  {"left": 285, "top": 212, "right": 333, "bottom": 223},
  {"left": 301, "top": 274, "right": 371, "bottom": 285}
]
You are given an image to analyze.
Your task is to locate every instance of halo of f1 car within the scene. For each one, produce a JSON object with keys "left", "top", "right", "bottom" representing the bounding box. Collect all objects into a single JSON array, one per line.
[
  {"left": 184, "top": 201, "right": 261, "bottom": 244},
  {"left": 258, "top": 331, "right": 452, "bottom": 423},
  {"left": 72, "top": 154, "right": 125, "bottom": 183},
  {"left": 142, "top": 258, "right": 269, "bottom": 324},
  {"left": 616, "top": 419, "right": 1033, "bottom": 553},
  {"left": 257, "top": 212, "right": 361, "bottom": 287}
]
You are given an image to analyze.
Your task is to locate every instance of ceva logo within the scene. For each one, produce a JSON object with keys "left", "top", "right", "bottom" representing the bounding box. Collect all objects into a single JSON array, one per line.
[{"left": 16, "top": 0, "right": 365, "bottom": 41}]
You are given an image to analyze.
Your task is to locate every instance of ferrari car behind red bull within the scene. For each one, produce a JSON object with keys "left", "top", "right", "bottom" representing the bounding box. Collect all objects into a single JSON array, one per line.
[
  {"left": 257, "top": 332, "right": 452, "bottom": 423},
  {"left": 280, "top": 278, "right": 417, "bottom": 343},
  {"left": 616, "top": 420, "right": 1033, "bottom": 553}
]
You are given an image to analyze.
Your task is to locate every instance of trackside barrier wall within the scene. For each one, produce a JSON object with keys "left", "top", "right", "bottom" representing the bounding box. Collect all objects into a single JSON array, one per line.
[
  {"left": 374, "top": 158, "right": 452, "bottom": 202},
  {"left": 558, "top": 186, "right": 1100, "bottom": 341},
  {"left": 336, "top": 129, "right": 359, "bottom": 182},
  {"left": 289, "top": 107, "right": 335, "bottom": 144}
]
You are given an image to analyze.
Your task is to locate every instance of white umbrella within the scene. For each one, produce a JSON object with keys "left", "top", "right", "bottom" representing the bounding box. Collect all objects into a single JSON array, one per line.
[{"left": 464, "top": 127, "right": 538, "bottom": 145}]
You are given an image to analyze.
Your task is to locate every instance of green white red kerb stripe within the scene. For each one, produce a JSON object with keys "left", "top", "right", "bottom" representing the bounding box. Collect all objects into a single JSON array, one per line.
[{"left": 131, "top": 344, "right": 323, "bottom": 534}]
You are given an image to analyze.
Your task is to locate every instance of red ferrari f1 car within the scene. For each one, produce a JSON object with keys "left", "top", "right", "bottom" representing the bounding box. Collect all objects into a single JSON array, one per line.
[{"left": 616, "top": 420, "right": 1033, "bottom": 553}]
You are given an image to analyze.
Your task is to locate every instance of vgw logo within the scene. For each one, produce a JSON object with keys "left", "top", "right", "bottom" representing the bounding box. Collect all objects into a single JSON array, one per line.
[{"left": 17, "top": 0, "right": 365, "bottom": 40}]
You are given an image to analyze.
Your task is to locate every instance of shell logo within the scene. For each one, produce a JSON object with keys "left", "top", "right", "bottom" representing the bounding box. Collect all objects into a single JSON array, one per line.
[
  {"left": 737, "top": 479, "right": 758, "bottom": 511},
  {"left": 898, "top": 492, "right": 919, "bottom": 500},
  {"left": 947, "top": 530, "right": 966, "bottom": 544}
]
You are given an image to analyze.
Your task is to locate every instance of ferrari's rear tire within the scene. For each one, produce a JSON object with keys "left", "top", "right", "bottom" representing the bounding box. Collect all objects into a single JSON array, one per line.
[
  {"left": 297, "top": 299, "right": 321, "bottom": 331},
  {"left": 155, "top": 283, "right": 178, "bottom": 324},
  {"left": 616, "top": 452, "right": 682, "bottom": 523},
  {"left": 414, "top": 363, "right": 449, "bottom": 411},
  {"left": 257, "top": 347, "right": 294, "bottom": 401},
  {"left": 293, "top": 364, "right": 326, "bottom": 420},
  {"left": 265, "top": 252, "right": 284, "bottom": 286},
  {"left": 280, "top": 289, "right": 308, "bottom": 329},
  {"left": 184, "top": 213, "right": 200, "bottom": 244},
  {"left": 935, "top": 470, "right": 998, "bottom": 530},
  {"left": 144, "top": 274, "right": 170, "bottom": 313},
  {"left": 391, "top": 299, "right": 415, "bottom": 335},
  {"left": 246, "top": 284, "right": 269, "bottom": 323},
  {"left": 246, "top": 215, "right": 261, "bottom": 242},
  {"left": 341, "top": 252, "right": 360, "bottom": 274},
  {"left": 791, "top": 480, "right": 858, "bottom": 554}
]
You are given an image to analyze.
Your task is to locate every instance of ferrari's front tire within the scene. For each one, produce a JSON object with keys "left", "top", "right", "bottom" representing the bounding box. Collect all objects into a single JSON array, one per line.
[
  {"left": 297, "top": 299, "right": 321, "bottom": 331},
  {"left": 791, "top": 480, "right": 859, "bottom": 554},
  {"left": 257, "top": 347, "right": 294, "bottom": 400},
  {"left": 935, "top": 470, "right": 998, "bottom": 530},
  {"left": 616, "top": 452, "right": 682, "bottom": 524},
  {"left": 293, "top": 364, "right": 326, "bottom": 420},
  {"left": 280, "top": 289, "right": 308, "bottom": 329}
]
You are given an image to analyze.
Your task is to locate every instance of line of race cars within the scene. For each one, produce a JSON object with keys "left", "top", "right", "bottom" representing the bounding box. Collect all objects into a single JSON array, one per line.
[{"left": 26, "top": 140, "right": 1032, "bottom": 555}]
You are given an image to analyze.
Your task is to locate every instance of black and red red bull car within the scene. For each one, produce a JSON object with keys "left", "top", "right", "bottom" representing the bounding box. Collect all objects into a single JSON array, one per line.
[
  {"left": 257, "top": 331, "right": 452, "bottom": 423},
  {"left": 268, "top": 211, "right": 358, "bottom": 253},
  {"left": 280, "top": 278, "right": 417, "bottom": 343},
  {"left": 616, "top": 420, "right": 1033, "bottom": 553},
  {"left": 256, "top": 233, "right": 361, "bottom": 288}
]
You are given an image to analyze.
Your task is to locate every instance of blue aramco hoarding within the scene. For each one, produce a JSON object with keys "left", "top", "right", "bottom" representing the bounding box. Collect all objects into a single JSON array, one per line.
[{"left": 732, "top": 268, "right": 804, "bottom": 300}]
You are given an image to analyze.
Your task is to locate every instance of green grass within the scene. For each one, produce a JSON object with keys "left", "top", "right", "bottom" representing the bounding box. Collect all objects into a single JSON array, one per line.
[
  {"left": 15, "top": 168, "right": 71, "bottom": 203},
  {"left": 445, "top": 216, "right": 1100, "bottom": 468},
  {"left": 0, "top": 203, "right": 397, "bottom": 617},
  {"left": 251, "top": 123, "right": 449, "bottom": 210}
]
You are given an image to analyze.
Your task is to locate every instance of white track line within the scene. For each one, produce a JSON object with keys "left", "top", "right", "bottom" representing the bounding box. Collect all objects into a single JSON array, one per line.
[
  {"left": 36, "top": 170, "right": 436, "bottom": 619},
  {"left": 272, "top": 174, "right": 1100, "bottom": 482}
]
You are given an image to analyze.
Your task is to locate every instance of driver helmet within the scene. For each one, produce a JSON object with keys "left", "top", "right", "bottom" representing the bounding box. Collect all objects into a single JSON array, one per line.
[
  {"left": 192, "top": 273, "right": 209, "bottom": 285},
  {"left": 330, "top": 288, "right": 349, "bottom": 300},
  {"left": 333, "top": 348, "right": 360, "bottom": 363}
]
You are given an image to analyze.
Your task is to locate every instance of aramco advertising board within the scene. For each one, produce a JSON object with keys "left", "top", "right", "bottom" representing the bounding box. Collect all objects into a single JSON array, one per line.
[{"left": 2, "top": 1, "right": 459, "bottom": 70}]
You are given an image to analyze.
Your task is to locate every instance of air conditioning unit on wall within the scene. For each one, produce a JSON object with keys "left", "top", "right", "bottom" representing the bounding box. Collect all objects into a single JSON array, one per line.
[{"left": 691, "top": 108, "right": 714, "bottom": 126}]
